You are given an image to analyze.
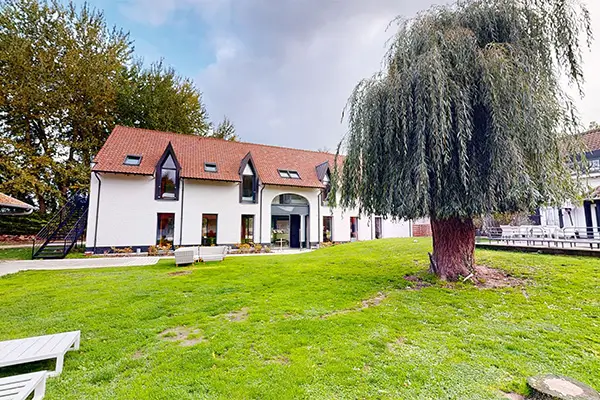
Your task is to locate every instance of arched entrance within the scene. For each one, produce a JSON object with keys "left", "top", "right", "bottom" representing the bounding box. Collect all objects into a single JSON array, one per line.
[{"left": 271, "top": 194, "right": 310, "bottom": 249}]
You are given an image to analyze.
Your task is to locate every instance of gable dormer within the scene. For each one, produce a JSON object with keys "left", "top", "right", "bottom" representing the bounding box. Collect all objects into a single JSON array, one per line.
[
  {"left": 316, "top": 161, "right": 332, "bottom": 205},
  {"left": 239, "top": 152, "right": 258, "bottom": 203},
  {"left": 155, "top": 142, "right": 181, "bottom": 200}
]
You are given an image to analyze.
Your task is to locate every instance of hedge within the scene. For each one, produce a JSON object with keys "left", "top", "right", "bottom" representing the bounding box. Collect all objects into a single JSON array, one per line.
[{"left": 0, "top": 212, "right": 51, "bottom": 235}]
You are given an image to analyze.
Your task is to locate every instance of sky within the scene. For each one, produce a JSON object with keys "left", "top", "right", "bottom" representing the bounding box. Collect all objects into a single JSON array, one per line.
[{"left": 81, "top": 0, "right": 600, "bottom": 151}]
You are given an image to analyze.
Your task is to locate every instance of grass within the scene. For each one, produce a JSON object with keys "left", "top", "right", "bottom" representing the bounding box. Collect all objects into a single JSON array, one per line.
[
  {"left": 0, "top": 246, "right": 86, "bottom": 260},
  {"left": 0, "top": 238, "right": 599, "bottom": 399}
]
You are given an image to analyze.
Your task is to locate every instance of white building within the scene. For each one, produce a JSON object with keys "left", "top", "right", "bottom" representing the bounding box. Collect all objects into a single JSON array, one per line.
[
  {"left": 85, "top": 126, "right": 411, "bottom": 253},
  {"left": 539, "top": 129, "right": 600, "bottom": 236}
]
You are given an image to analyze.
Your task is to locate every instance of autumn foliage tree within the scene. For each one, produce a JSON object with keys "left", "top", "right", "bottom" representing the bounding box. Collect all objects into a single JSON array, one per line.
[
  {"left": 337, "top": 0, "right": 590, "bottom": 280},
  {"left": 0, "top": 0, "right": 225, "bottom": 213}
]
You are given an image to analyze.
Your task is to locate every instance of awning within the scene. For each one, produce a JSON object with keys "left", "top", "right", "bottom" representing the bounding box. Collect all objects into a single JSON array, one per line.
[{"left": 0, "top": 193, "right": 35, "bottom": 216}]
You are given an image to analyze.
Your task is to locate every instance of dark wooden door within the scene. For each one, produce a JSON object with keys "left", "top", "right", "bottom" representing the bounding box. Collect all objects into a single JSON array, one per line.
[{"left": 290, "top": 215, "right": 301, "bottom": 248}]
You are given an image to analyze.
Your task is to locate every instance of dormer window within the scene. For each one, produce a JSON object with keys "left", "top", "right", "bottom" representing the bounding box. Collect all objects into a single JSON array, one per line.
[
  {"left": 204, "top": 162, "right": 217, "bottom": 173},
  {"left": 155, "top": 143, "right": 180, "bottom": 200},
  {"left": 278, "top": 169, "right": 300, "bottom": 179},
  {"left": 124, "top": 155, "right": 142, "bottom": 166},
  {"left": 321, "top": 170, "right": 332, "bottom": 206},
  {"left": 242, "top": 164, "right": 256, "bottom": 202},
  {"left": 239, "top": 152, "right": 258, "bottom": 203}
]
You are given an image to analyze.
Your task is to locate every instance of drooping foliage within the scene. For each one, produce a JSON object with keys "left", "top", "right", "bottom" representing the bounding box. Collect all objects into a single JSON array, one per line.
[{"left": 338, "top": 0, "right": 590, "bottom": 222}]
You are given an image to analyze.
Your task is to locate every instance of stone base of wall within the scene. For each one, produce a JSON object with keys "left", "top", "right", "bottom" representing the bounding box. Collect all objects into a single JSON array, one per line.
[{"left": 412, "top": 224, "right": 431, "bottom": 237}]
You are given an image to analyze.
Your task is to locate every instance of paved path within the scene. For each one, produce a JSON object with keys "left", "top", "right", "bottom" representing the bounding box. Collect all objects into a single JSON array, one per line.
[{"left": 0, "top": 257, "right": 160, "bottom": 277}]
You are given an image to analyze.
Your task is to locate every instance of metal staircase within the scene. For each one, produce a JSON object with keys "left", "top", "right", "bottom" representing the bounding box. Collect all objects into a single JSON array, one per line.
[{"left": 32, "top": 191, "right": 89, "bottom": 259}]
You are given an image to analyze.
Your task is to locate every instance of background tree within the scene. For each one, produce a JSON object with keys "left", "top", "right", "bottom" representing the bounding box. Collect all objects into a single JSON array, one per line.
[
  {"left": 0, "top": 0, "right": 131, "bottom": 212},
  {"left": 211, "top": 116, "right": 238, "bottom": 141},
  {"left": 337, "top": 0, "right": 590, "bottom": 280},
  {"left": 0, "top": 0, "right": 216, "bottom": 215},
  {"left": 116, "top": 60, "right": 210, "bottom": 135}
]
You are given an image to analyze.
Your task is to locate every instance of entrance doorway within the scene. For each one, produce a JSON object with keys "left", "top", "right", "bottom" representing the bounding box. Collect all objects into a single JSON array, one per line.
[
  {"left": 290, "top": 215, "right": 301, "bottom": 248},
  {"left": 271, "top": 194, "right": 310, "bottom": 249}
]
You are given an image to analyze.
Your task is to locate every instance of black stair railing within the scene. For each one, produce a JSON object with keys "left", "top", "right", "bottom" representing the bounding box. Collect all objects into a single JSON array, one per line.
[
  {"left": 60, "top": 210, "right": 89, "bottom": 257},
  {"left": 32, "top": 191, "right": 89, "bottom": 259}
]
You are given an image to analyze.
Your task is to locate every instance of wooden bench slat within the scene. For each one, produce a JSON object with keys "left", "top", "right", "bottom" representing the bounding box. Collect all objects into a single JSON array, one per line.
[
  {"left": 0, "top": 331, "right": 79, "bottom": 376},
  {"left": 0, "top": 371, "right": 46, "bottom": 400}
]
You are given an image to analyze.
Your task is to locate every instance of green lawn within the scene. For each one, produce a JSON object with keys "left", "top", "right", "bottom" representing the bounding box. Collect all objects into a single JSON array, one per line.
[
  {"left": 0, "top": 238, "right": 599, "bottom": 399},
  {"left": 0, "top": 246, "right": 86, "bottom": 260},
  {"left": 0, "top": 247, "right": 32, "bottom": 260}
]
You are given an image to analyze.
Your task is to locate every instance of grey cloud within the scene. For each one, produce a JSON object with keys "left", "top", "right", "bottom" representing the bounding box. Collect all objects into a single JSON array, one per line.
[{"left": 120, "top": 0, "right": 600, "bottom": 150}]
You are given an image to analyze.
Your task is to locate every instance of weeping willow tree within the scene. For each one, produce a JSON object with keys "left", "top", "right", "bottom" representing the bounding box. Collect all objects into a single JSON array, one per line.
[{"left": 338, "top": 0, "right": 590, "bottom": 281}]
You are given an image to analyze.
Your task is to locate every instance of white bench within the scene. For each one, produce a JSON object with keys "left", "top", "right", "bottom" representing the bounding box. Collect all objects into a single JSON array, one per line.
[
  {"left": 174, "top": 247, "right": 199, "bottom": 266},
  {"left": 198, "top": 246, "right": 227, "bottom": 262},
  {"left": 0, "top": 331, "right": 80, "bottom": 377},
  {"left": 0, "top": 371, "right": 47, "bottom": 400}
]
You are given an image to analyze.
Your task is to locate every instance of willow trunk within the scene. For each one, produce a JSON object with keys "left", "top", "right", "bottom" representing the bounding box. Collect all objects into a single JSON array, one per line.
[{"left": 430, "top": 217, "right": 475, "bottom": 281}]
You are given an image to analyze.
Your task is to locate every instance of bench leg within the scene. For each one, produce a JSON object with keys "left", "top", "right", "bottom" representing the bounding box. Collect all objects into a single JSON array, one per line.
[
  {"left": 32, "top": 377, "right": 47, "bottom": 400},
  {"left": 50, "top": 355, "right": 65, "bottom": 377},
  {"left": 72, "top": 335, "right": 80, "bottom": 351}
]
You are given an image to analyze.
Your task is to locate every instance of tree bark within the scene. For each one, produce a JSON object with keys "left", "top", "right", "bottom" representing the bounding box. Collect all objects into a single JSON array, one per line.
[{"left": 430, "top": 217, "right": 475, "bottom": 281}]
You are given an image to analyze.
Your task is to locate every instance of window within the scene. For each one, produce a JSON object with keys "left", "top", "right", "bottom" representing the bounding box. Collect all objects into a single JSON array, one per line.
[
  {"left": 241, "top": 215, "right": 254, "bottom": 244},
  {"left": 159, "top": 155, "right": 177, "bottom": 199},
  {"left": 322, "top": 172, "right": 331, "bottom": 205},
  {"left": 278, "top": 169, "right": 300, "bottom": 179},
  {"left": 279, "top": 194, "right": 292, "bottom": 204},
  {"left": 155, "top": 146, "right": 180, "bottom": 200},
  {"left": 375, "top": 216, "right": 382, "bottom": 239},
  {"left": 204, "top": 162, "right": 218, "bottom": 173},
  {"left": 202, "top": 214, "right": 218, "bottom": 246},
  {"left": 271, "top": 216, "right": 290, "bottom": 247},
  {"left": 156, "top": 213, "right": 175, "bottom": 248},
  {"left": 124, "top": 155, "right": 142, "bottom": 166},
  {"left": 323, "top": 216, "right": 333, "bottom": 242},
  {"left": 350, "top": 216, "right": 359, "bottom": 241},
  {"left": 241, "top": 163, "right": 256, "bottom": 202}
]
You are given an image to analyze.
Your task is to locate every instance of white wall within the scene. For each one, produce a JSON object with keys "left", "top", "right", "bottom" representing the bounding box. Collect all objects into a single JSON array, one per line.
[
  {"left": 182, "top": 179, "right": 259, "bottom": 245},
  {"left": 86, "top": 174, "right": 412, "bottom": 251},
  {"left": 86, "top": 173, "right": 180, "bottom": 249}
]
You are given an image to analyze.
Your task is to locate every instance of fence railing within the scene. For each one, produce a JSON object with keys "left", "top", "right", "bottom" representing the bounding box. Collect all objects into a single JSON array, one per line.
[{"left": 32, "top": 191, "right": 88, "bottom": 259}]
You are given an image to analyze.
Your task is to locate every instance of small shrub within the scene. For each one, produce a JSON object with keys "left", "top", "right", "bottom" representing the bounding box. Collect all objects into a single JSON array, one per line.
[
  {"left": 157, "top": 244, "right": 172, "bottom": 253},
  {"left": 111, "top": 247, "right": 134, "bottom": 254},
  {"left": 148, "top": 245, "right": 158, "bottom": 256},
  {"left": 263, "top": 246, "right": 272, "bottom": 253},
  {"left": 254, "top": 243, "right": 262, "bottom": 253},
  {"left": 237, "top": 243, "right": 251, "bottom": 254}
]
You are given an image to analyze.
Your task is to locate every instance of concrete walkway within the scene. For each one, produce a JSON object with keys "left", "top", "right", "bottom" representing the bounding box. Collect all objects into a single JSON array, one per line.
[{"left": 0, "top": 257, "right": 160, "bottom": 277}]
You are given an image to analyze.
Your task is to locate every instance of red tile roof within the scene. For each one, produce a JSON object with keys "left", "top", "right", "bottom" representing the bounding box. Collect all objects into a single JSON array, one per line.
[
  {"left": 0, "top": 193, "right": 34, "bottom": 210},
  {"left": 93, "top": 126, "right": 339, "bottom": 188},
  {"left": 582, "top": 129, "right": 600, "bottom": 152}
]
